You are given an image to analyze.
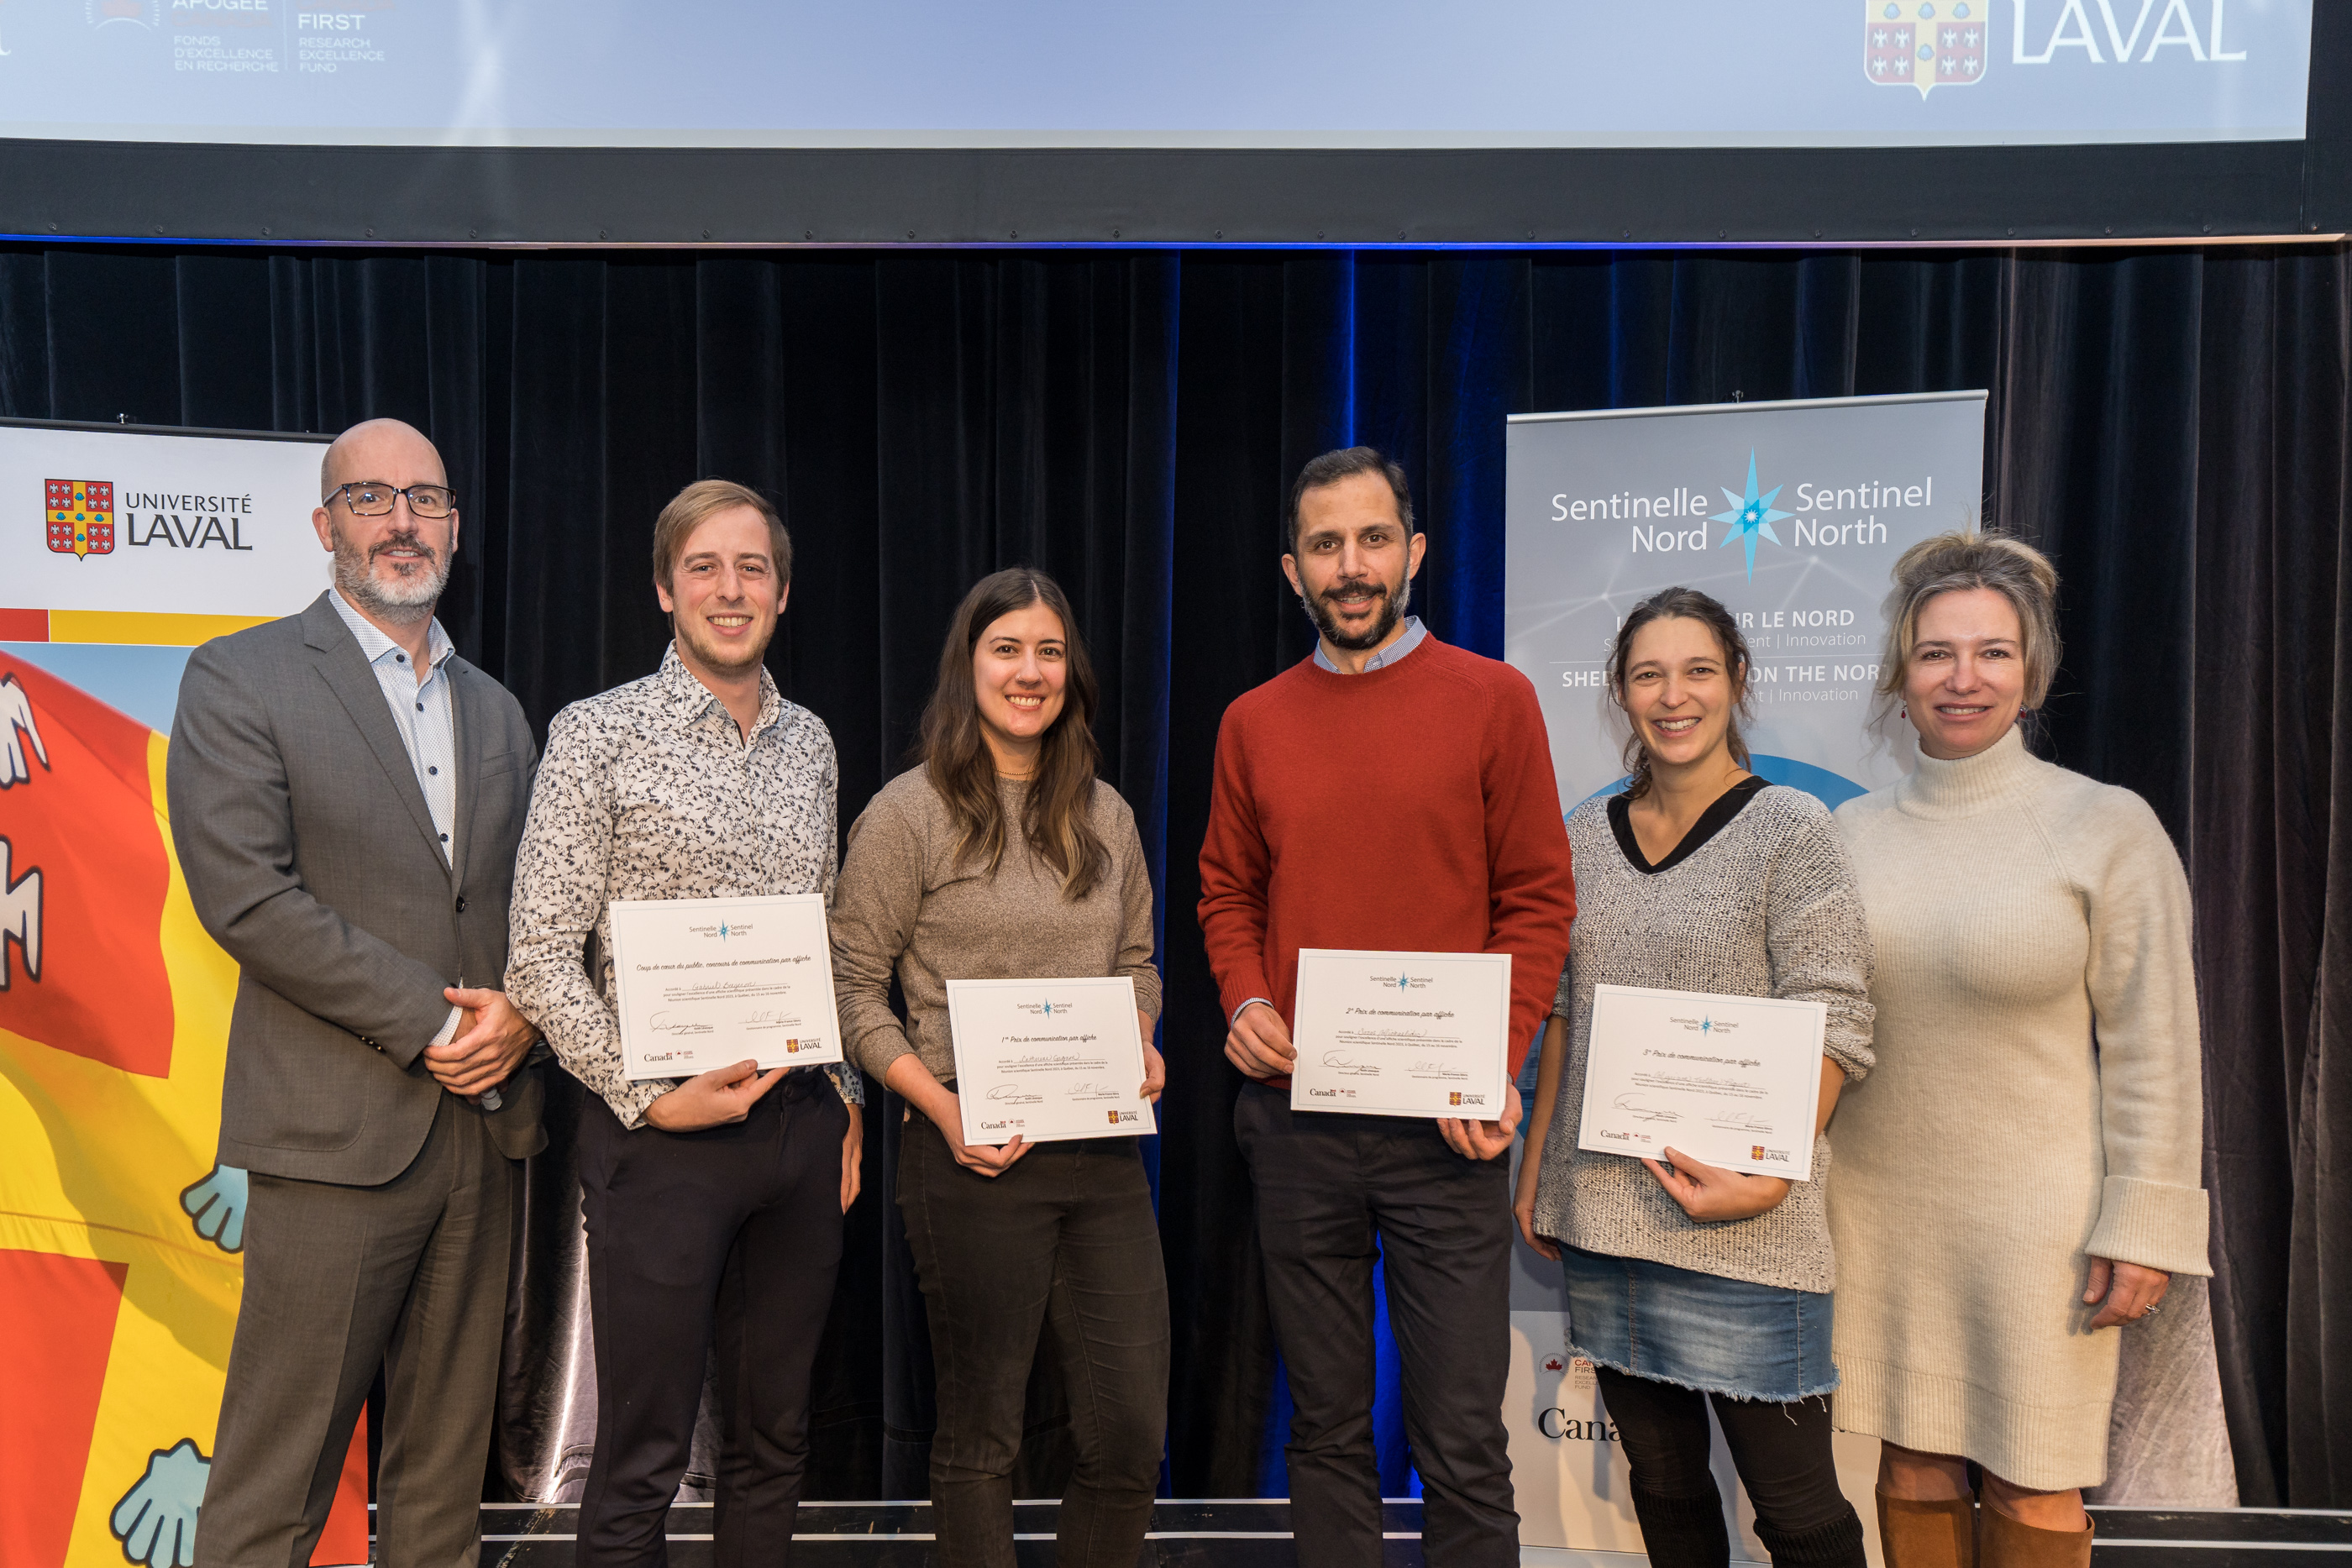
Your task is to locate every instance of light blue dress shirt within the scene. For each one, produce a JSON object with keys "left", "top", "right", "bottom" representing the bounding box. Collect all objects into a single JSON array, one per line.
[
  {"left": 327, "top": 589, "right": 465, "bottom": 1051},
  {"left": 1310, "top": 614, "right": 1427, "bottom": 674}
]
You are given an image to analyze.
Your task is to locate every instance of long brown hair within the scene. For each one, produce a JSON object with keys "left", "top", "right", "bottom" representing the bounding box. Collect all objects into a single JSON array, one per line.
[
  {"left": 916, "top": 568, "right": 1110, "bottom": 900},
  {"left": 1606, "top": 586, "right": 1755, "bottom": 800}
]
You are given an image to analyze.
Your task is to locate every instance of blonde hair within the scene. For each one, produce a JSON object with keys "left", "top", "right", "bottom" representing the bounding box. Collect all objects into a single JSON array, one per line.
[
  {"left": 1875, "top": 531, "right": 2061, "bottom": 714},
  {"left": 650, "top": 479, "right": 791, "bottom": 590}
]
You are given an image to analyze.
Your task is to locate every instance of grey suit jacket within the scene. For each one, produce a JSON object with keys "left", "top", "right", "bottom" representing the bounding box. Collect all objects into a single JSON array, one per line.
[{"left": 168, "top": 591, "right": 547, "bottom": 1184}]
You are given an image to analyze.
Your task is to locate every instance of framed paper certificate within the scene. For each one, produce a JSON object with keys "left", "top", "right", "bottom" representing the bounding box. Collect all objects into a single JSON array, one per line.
[
  {"left": 945, "top": 976, "right": 1156, "bottom": 1146},
  {"left": 608, "top": 894, "right": 845, "bottom": 1082},
  {"left": 1289, "top": 949, "right": 1512, "bottom": 1119},
  {"left": 1577, "top": 984, "right": 1827, "bottom": 1179}
]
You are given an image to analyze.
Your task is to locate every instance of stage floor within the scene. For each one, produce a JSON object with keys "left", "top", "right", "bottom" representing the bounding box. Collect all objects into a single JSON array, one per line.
[{"left": 443, "top": 1501, "right": 2352, "bottom": 1566}]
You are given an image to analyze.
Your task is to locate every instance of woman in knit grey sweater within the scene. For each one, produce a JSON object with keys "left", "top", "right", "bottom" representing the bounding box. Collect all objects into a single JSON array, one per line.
[
  {"left": 1829, "top": 534, "right": 2209, "bottom": 1568},
  {"left": 1513, "top": 588, "right": 1876, "bottom": 1568},
  {"left": 830, "top": 569, "right": 1168, "bottom": 1568}
]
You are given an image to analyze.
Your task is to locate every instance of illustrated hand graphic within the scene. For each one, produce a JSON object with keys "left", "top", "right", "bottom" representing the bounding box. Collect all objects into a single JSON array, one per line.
[
  {"left": 180, "top": 1163, "right": 248, "bottom": 1253},
  {"left": 111, "top": 1439, "right": 209, "bottom": 1568},
  {"left": 0, "top": 674, "right": 50, "bottom": 788}
]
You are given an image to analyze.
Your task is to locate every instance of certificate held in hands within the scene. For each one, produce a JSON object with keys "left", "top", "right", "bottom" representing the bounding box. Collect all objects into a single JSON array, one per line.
[
  {"left": 608, "top": 894, "right": 845, "bottom": 1082},
  {"left": 946, "top": 976, "right": 1156, "bottom": 1146},
  {"left": 1289, "top": 949, "right": 1512, "bottom": 1119},
  {"left": 1577, "top": 984, "right": 1826, "bottom": 1180}
]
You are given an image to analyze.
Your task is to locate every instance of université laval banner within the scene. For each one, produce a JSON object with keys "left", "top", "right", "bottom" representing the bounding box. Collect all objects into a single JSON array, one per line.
[
  {"left": 1498, "top": 391, "right": 1987, "bottom": 1561},
  {"left": 0, "top": 419, "right": 382, "bottom": 1568}
]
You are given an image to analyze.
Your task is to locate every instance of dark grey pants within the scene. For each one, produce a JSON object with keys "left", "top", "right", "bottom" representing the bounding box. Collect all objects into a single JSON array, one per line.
[
  {"left": 575, "top": 1072, "right": 848, "bottom": 1568},
  {"left": 897, "top": 1114, "right": 1170, "bottom": 1568},
  {"left": 1235, "top": 1081, "right": 1520, "bottom": 1568},
  {"left": 197, "top": 1096, "right": 516, "bottom": 1568}
]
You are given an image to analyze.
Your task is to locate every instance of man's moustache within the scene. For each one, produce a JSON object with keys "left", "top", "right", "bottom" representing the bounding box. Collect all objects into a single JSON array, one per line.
[{"left": 370, "top": 534, "right": 436, "bottom": 564}]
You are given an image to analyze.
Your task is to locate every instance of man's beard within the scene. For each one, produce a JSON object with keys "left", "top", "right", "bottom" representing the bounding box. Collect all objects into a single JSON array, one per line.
[
  {"left": 674, "top": 609, "right": 772, "bottom": 675},
  {"left": 333, "top": 522, "right": 449, "bottom": 623},
  {"left": 1305, "top": 571, "right": 1410, "bottom": 652}
]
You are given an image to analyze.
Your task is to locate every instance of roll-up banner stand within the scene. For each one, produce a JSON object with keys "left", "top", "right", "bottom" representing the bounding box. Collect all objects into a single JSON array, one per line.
[
  {"left": 0, "top": 419, "right": 378, "bottom": 1568},
  {"left": 1502, "top": 391, "right": 1987, "bottom": 1565}
]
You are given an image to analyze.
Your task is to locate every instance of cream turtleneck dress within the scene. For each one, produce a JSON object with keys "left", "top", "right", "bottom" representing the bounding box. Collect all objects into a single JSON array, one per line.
[{"left": 1826, "top": 727, "right": 2211, "bottom": 1492}]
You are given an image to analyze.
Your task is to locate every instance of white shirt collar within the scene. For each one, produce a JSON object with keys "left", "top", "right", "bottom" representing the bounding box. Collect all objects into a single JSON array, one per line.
[{"left": 328, "top": 587, "right": 454, "bottom": 676}]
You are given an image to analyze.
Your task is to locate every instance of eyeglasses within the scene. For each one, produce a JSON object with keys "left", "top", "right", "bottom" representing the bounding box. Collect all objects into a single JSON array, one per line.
[{"left": 331, "top": 480, "right": 457, "bottom": 519}]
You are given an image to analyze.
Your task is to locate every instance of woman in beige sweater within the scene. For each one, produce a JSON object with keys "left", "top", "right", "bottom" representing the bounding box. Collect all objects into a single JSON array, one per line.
[
  {"left": 830, "top": 568, "right": 1168, "bottom": 1568},
  {"left": 1830, "top": 534, "right": 2210, "bottom": 1568}
]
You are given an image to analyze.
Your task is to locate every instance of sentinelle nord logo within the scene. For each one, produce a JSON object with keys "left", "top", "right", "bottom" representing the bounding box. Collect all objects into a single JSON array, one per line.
[{"left": 1620, "top": 455, "right": 1936, "bottom": 571}]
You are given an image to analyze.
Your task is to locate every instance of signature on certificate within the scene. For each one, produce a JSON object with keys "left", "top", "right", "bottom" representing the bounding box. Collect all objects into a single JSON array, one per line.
[
  {"left": 1320, "top": 1051, "right": 1383, "bottom": 1078},
  {"left": 1611, "top": 1092, "right": 1682, "bottom": 1124},
  {"left": 985, "top": 1084, "right": 1045, "bottom": 1105},
  {"left": 648, "top": 1011, "right": 716, "bottom": 1037},
  {"left": 1064, "top": 1082, "right": 1119, "bottom": 1100}
]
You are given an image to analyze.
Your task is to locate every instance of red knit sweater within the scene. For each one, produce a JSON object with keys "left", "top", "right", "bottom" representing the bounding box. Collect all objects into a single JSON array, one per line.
[{"left": 1197, "top": 637, "right": 1578, "bottom": 1085}]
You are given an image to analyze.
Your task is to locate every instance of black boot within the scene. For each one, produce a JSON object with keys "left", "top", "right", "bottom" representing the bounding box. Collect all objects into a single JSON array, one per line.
[
  {"left": 1630, "top": 1484, "right": 1732, "bottom": 1568},
  {"left": 1756, "top": 1508, "right": 1870, "bottom": 1568}
]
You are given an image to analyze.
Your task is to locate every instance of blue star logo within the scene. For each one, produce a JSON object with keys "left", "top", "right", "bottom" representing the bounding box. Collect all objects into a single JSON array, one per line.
[
  {"left": 718, "top": 922, "right": 731, "bottom": 941},
  {"left": 1701, "top": 1017, "right": 1713, "bottom": 1034},
  {"left": 1043, "top": 1001, "right": 1055, "bottom": 1015},
  {"left": 1711, "top": 451, "right": 1793, "bottom": 579}
]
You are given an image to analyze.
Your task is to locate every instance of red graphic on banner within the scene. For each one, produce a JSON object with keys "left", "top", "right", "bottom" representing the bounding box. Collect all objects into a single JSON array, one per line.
[
  {"left": 0, "top": 1249, "right": 129, "bottom": 1568},
  {"left": 0, "top": 657, "right": 176, "bottom": 1077}
]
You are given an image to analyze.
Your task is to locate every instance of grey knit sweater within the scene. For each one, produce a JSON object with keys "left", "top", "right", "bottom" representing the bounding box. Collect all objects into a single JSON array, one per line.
[
  {"left": 1528, "top": 784, "right": 1876, "bottom": 1294},
  {"left": 830, "top": 768, "right": 1162, "bottom": 1086}
]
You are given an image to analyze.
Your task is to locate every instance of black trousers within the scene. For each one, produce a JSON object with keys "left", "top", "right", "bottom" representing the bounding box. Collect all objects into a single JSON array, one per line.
[
  {"left": 1595, "top": 1366, "right": 1866, "bottom": 1568},
  {"left": 575, "top": 1073, "right": 848, "bottom": 1568},
  {"left": 897, "top": 1113, "right": 1170, "bottom": 1568},
  {"left": 1234, "top": 1082, "right": 1518, "bottom": 1568}
]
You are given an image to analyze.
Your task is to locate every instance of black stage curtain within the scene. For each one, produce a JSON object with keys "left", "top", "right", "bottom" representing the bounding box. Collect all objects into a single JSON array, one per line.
[{"left": 3, "top": 242, "right": 2345, "bottom": 1508}]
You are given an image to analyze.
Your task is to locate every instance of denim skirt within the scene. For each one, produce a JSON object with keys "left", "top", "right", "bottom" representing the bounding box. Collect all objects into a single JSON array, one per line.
[{"left": 1559, "top": 1245, "right": 1840, "bottom": 1403}]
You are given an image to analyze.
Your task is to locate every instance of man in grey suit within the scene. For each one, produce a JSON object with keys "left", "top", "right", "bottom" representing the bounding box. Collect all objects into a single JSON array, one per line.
[{"left": 169, "top": 417, "right": 546, "bottom": 1568}]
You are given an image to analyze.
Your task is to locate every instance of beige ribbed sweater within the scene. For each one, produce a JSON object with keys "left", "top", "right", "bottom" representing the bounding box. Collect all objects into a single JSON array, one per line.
[
  {"left": 1828, "top": 728, "right": 2211, "bottom": 1491},
  {"left": 830, "top": 768, "right": 1162, "bottom": 1085}
]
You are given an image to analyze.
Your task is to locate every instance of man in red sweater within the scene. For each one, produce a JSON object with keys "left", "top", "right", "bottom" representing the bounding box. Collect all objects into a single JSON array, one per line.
[{"left": 1199, "top": 447, "right": 1577, "bottom": 1567}]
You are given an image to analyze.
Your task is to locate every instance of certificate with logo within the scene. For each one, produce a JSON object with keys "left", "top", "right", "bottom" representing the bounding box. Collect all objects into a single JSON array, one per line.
[
  {"left": 1577, "top": 984, "right": 1826, "bottom": 1179},
  {"left": 1289, "top": 949, "right": 1512, "bottom": 1119},
  {"left": 945, "top": 976, "right": 1156, "bottom": 1146},
  {"left": 608, "top": 894, "right": 845, "bottom": 1082}
]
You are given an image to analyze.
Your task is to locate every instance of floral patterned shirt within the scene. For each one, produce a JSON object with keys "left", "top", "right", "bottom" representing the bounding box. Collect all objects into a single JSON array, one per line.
[{"left": 505, "top": 643, "right": 859, "bottom": 1128}]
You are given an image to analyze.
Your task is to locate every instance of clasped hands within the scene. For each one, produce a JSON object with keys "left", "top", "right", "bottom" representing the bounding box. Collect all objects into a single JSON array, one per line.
[
  {"left": 421, "top": 985, "right": 538, "bottom": 1096},
  {"left": 1225, "top": 1000, "right": 1520, "bottom": 1161}
]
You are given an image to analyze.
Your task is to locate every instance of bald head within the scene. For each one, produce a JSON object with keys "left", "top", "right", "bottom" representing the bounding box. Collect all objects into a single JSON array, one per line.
[
  {"left": 312, "top": 417, "right": 459, "bottom": 629},
  {"left": 321, "top": 417, "right": 445, "bottom": 501}
]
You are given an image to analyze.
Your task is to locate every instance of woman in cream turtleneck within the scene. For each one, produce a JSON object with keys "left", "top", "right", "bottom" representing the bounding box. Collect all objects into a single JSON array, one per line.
[{"left": 1829, "top": 533, "right": 2209, "bottom": 1568}]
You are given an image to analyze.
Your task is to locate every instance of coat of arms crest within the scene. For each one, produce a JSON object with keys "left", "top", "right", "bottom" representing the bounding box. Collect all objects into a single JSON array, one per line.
[
  {"left": 45, "top": 480, "right": 115, "bottom": 559},
  {"left": 1866, "top": 1, "right": 1989, "bottom": 97}
]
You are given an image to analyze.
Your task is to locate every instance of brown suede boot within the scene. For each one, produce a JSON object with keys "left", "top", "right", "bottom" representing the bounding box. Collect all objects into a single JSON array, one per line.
[
  {"left": 1876, "top": 1487, "right": 1978, "bottom": 1568},
  {"left": 1977, "top": 1501, "right": 2094, "bottom": 1568}
]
